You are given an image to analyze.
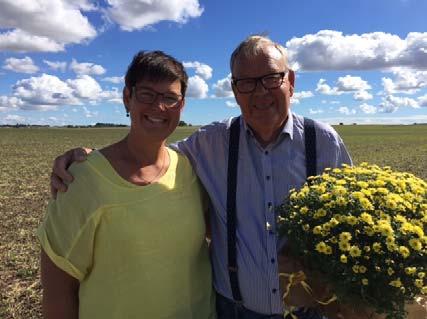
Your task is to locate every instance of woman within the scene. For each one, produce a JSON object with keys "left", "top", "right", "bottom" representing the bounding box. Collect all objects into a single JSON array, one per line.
[{"left": 38, "top": 51, "right": 216, "bottom": 319}]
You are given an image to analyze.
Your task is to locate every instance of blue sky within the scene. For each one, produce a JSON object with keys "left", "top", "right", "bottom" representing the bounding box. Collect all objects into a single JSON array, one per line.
[{"left": 1, "top": 0, "right": 427, "bottom": 125}]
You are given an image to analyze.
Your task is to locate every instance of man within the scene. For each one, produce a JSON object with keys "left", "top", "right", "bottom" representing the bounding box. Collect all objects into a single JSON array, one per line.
[{"left": 50, "top": 35, "right": 352, "bottom": 319}]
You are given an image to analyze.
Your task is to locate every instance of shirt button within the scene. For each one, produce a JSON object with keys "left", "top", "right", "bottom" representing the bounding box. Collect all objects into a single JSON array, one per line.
[
  {"left": 268, "top": 202, "right": 273, "bottom": 210},
  {"left": 272, "top": 288, "right": 277, "bottom": 294},
  {"left": 266, "top": 222, "right": 272, "bottom": 231},
  {"left": 271, "top": 258, "right": 275, "bottom": 263},
  {"left": 264, "top": 151, "right": 269, "bottom": 155},
  {"left": 266, "top": 175, "right": 271, "bottom": 180}
]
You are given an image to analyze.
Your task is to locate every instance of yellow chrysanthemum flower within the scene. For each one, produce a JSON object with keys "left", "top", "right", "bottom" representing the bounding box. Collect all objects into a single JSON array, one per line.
[
  {"left": 339, "top": 232, "right": 352, "bottom": 242},
  {"left": 389, "top": 279, "right": 402, "bottom": 288},
  {"left": 405, "top": 267, "right": 417, "bottom": 275},
  {"left": 349, "top": 245, "right": 362, "bottom": 258},
  {"left": 415, "top": 279, "right": 424, "bottom": 288},
  {"left": 339, "top": 241, "right": 350, "bottom": 251},
  {"left": 409, "top": 238, "right": 422, "bottom": 251},
  {"left": 399, "top": 246, "right": 410, "bottom": 258},
  {"left": 313, "top": 226, "right": 322, "bottom": 235}
]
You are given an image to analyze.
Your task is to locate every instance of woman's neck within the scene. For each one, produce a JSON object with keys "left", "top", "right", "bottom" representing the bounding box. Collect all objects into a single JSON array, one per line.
[{"left": 124, "top": 132, "right": 166, "bottom": 165}]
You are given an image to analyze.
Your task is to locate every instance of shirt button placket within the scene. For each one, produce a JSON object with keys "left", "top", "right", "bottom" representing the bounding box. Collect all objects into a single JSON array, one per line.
[{"left": 263, "top": 148, "right": 278, "bottom": 311}]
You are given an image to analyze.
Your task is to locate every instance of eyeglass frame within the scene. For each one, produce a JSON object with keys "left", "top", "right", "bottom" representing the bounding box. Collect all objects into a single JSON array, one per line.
[
  {"left": 131, "top": 86, "right": 184, "bottom": 109},
  {"left": 231, "top": 71, "right": 289, "bottom": 94}
]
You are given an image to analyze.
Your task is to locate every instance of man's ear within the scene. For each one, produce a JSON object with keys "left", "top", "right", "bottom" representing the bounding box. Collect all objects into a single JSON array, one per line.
[
  {"left": 123, "top": 86, "right": 130, "bottom": 112},
  {"left": 231, "top": 80, "right": 239, "bottom": 100},
  {"left": 288, "top": 69, "right": 295, "bottom": 97}
]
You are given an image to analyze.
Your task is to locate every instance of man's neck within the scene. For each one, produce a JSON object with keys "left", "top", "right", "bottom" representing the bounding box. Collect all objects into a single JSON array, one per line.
[{"left": 247, "top": 116, "right": 289, "bottom": 149}]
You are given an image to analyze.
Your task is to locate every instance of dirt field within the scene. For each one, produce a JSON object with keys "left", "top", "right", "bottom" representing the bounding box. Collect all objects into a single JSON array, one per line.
[{"left": 1, "top": 125, "right": 426, "bottom": 318}]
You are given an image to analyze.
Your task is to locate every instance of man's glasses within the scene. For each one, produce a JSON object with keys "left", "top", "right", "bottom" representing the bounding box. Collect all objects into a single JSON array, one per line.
[
  {"left": 132, "top": 87, "right": 183, "bottom": 109},
  {"left": 232, "top": 71, "right": 288, "bottom": 94}
]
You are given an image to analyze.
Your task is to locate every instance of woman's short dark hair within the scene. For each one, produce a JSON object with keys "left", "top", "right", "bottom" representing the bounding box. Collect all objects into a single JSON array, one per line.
[{"left": 125, "top": 50, "right": 188, "bottom": 97}]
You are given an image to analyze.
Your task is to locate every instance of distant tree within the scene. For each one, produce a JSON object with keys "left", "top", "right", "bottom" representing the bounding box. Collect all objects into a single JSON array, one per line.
[
  {"left": 339, "top": 122, "right": 344, "bottom": 125},
  {"left": 178, "top": 121, "right": 188, "bottom": 127}
]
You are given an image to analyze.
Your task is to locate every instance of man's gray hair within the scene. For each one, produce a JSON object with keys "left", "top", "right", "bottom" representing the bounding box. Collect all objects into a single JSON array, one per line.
[{"left": 230, "top": 35, "right": 289, "bottom": 74}]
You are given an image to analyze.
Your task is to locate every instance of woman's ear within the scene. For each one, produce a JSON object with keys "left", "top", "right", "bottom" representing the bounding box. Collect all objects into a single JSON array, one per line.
[{"left": 123, "top": 86, "right": 131, "bottom": 111}]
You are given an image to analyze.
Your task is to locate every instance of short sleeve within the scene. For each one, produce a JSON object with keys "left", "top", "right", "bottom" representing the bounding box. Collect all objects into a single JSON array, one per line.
[{"left": 37, "top": 162, "right": 99, "bottom": 281}]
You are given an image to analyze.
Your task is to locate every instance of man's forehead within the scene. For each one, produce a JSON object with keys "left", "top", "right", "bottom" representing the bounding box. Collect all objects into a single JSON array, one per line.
[{"left": 233, "top": 47, "right": 286, "bottom": 77}]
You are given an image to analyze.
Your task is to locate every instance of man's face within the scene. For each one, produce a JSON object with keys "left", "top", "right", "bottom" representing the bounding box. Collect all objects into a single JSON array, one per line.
[{"left": 232, "top": 46, "right": 294, "bottom": 143}]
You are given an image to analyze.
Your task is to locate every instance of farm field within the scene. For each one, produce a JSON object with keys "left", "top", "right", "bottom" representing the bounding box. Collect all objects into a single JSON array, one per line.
[{"left": 1, "top": 124, "right": 426, "bottom": 318}]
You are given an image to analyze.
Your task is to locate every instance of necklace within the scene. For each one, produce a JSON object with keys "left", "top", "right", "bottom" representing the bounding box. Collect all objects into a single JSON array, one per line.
[{"left": 139, "top": 147, "right": 168, "bottom": 185}]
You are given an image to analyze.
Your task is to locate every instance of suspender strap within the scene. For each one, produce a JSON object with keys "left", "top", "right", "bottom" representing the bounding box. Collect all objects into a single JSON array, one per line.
[
  {"left": 226, "top": 116, "right": 243, "bottom": 303},
  {"left": 303, "top": 117, "right": 317, "bottom": 178}
]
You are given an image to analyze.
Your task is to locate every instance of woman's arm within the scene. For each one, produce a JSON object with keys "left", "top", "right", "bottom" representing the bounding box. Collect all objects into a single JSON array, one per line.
[{"left": 40, "top": 250, "right": 79, "bottom": 319}]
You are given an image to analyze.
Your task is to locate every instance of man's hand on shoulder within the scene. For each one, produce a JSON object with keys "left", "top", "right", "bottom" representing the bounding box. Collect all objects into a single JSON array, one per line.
[{"left": 51, "top": 147, "right": 93, "bottom": 199}]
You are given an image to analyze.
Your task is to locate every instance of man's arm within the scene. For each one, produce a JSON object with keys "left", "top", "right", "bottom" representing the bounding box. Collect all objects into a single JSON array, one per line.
[
  {"left": 40, "top": 250, "right": 79, "bottom": 319},
  {"left": 50, "top": 148, "right": 93, "bottom": 198}
]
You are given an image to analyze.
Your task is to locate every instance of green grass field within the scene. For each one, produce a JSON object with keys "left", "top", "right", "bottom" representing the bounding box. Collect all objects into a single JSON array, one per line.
[{"left": 0, "top": 125, "right": 426, "bottom": 318}]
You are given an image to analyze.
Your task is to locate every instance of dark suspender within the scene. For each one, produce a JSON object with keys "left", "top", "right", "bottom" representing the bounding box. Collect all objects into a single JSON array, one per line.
[
  {"left": 227, "top": 116, "right": 243, "bottom": 303},
  {"left": 226, "top": 116, "right": 317, "bottom": 305},
  {"left": 303, "top": 118, "right": 317, "bottom": 178}
]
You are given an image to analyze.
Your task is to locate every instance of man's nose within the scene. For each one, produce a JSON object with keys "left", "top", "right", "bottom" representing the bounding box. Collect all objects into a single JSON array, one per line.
[{"left": 253, "top": 80, "right": 268, "bottom": 96}]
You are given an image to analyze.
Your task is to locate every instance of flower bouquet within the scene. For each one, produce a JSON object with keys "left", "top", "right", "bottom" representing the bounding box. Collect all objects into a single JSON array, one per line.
[{"left": 277, "top": 163, "right": 427, "bottom": 319}]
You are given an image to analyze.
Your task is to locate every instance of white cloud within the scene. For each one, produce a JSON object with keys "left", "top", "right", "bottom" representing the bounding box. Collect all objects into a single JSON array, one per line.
[
  {"left": 44, "top": 60, "right": 67, "bottom": 72},
  {"left": 354, "top": 90, "right": 373, "bottom": 101},
  {"left": 102, "top": 76, "right": 124, "bottom": 84},
  {"left": 309, "top": 108, "right": 324, "bottom": 114},
  {"left": 381, "top": 68, "right": 427, "bottom": 94},
  {"left": 225, "top": 101, "right": 238, "bottom": 108},
  {"left": 291, "top": 90, "right": 314, "bottom": 104},
  {"left": 317, "top": 76, "right": 372, "bottom": 101},
  {"left": 12, "top": 73, "right": 78, "bottom": 110},
  {"left": 286, "top": 30, "right": 427, "bottom": 71},
  {"left": 186, "top": 75, "right": 208, "bottom": 98},
  {"left": 67, "top": 75, "right": 102, "bottom": 99},
  {"left": 3, "top": 56, "right": 39, "bottom": 73},
  {"left": 0, "top": 0, "right": 97, "bottom": 52},
  {"left": 82, "top": 106, "right": 98, "bottom": 118},
  {"left": 0, "top": 29, "right": 65, "bottom": 52},
  {"left": 5, "top": 73, "right": 122, "bottom": 111},
  {"left": 99, "top": 87, "right": 122, "bottom": 104},
  {"left": 70, "top": 59, "right": 106, "bottom": 75},
  {"left": 184, "top": 61, "right": 213, "bottom": 80},
  {"left": 213, "top": 74, "right": 233, "bottom": 98},
  {"left": 338, "top": 106, "right": 356, "bottom": 115},
  {"left": 0, "top": 95, "right": 24, "bottom": 111},
  {"left": 336, "top": 75, "right": 371, "bottom": 91},
  {"left": 316, "top": 79, "right": 342, "bottom": 95},
  {"left": 359, "top": 103, "right": 377, "bottom": 114},
  {"left": 106, "top": 0, "right": 203, "bottom": 31},
  {"left": 378, "top": 95, "right": 420, "bottom": 113},
  {"left": 1, "top": 114, "right": 26, "bottom": 124},
  {"left": 315, "top": 115, "right": 427, "bottom": 125},
  {"left": 418, "top": 94, "right": 427, "bottom": 107}
]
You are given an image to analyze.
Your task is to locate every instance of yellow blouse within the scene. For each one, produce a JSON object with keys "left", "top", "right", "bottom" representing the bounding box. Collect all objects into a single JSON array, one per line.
[{"left": 38, "top": 149, "right": 216, "bottom": 319}]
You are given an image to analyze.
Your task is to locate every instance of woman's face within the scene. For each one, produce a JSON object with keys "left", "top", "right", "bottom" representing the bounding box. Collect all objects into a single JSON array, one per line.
[{"left": 124, "top": 79, "right": 184, "bottom": 142}]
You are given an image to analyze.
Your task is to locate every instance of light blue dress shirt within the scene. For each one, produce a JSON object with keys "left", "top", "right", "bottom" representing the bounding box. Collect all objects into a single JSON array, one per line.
[{"left": 172, "top": 113, "right": 352, "bottom": 315}]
